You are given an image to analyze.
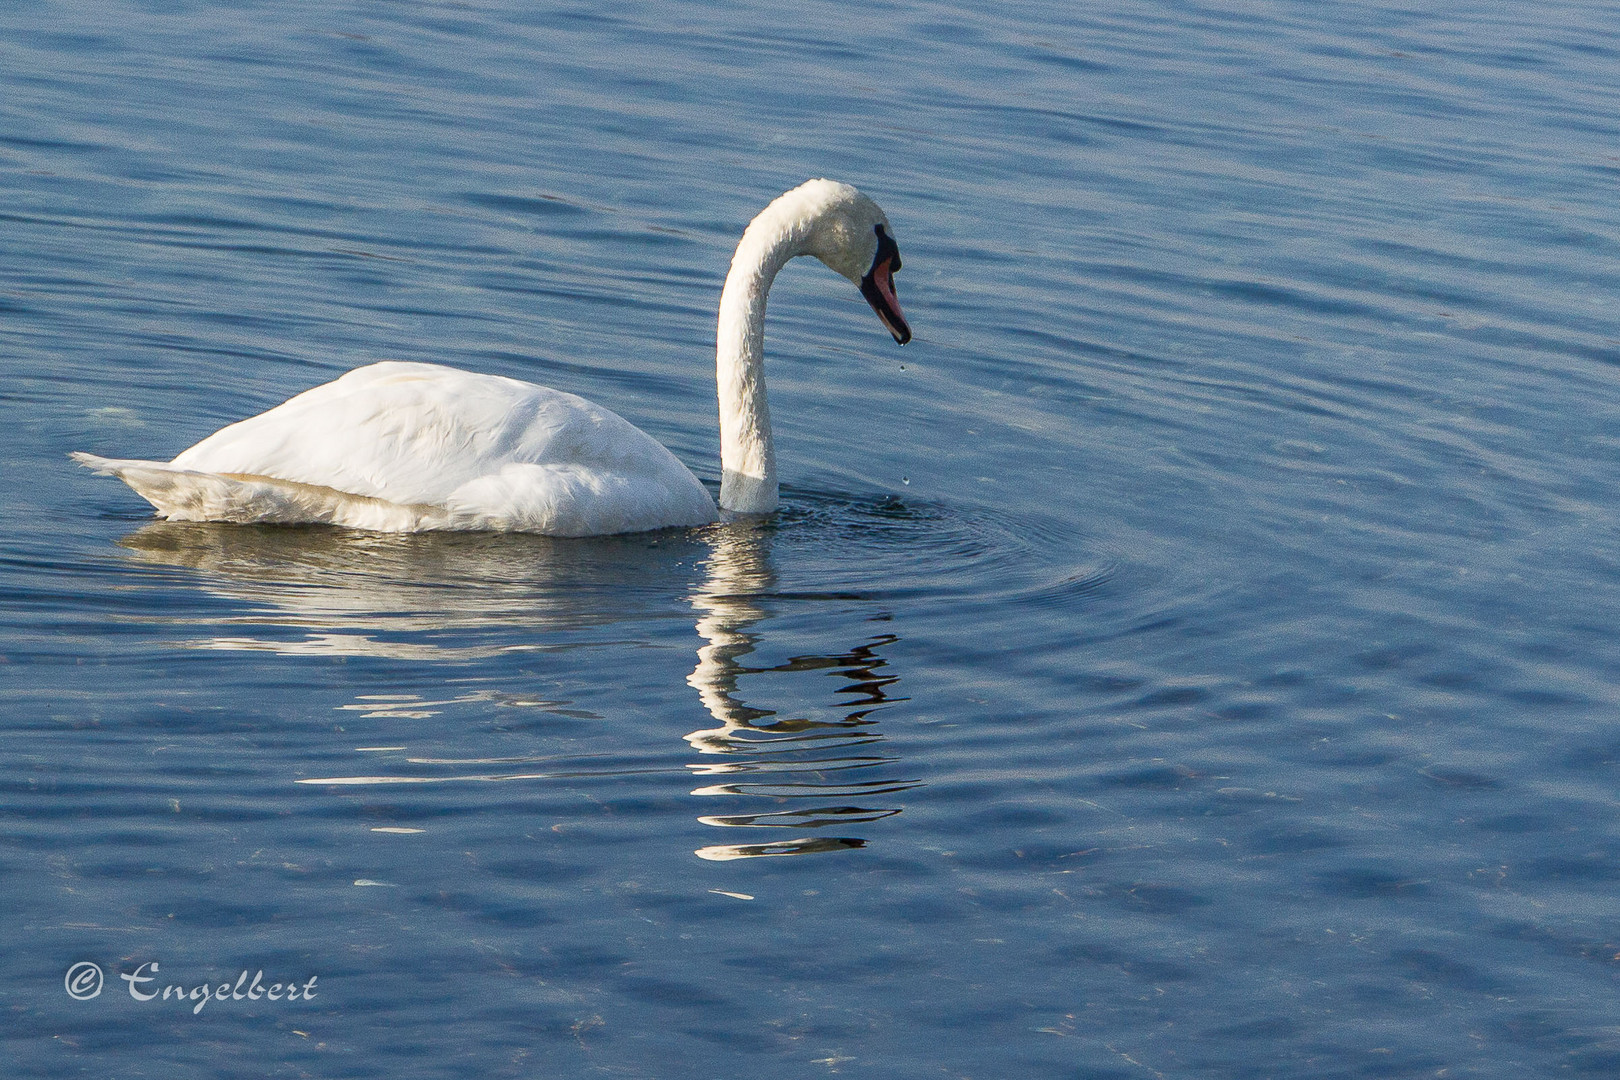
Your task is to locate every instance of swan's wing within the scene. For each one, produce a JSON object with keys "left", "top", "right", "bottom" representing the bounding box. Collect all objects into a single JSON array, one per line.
[{"left": 171, "top": 362, "right": 649, "bottom": 503}]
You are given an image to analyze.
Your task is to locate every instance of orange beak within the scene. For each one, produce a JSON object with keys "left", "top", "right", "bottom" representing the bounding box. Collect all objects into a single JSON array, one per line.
[{"left": 859, "top": 228, "right": 911, "bottom": 345}]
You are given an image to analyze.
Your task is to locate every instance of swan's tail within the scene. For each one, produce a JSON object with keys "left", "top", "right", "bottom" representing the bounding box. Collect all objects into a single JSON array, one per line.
[{"left": 70, "top": 452, "right": 438, "bottom": 531}]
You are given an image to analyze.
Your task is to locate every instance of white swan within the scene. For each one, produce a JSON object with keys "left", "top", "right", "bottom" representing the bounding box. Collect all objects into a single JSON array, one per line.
[{"left": 74, "top": 179, "right": 910, "bottom": 536}]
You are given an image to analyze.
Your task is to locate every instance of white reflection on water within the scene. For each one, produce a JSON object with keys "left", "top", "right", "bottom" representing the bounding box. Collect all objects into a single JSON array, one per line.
[
  {"left": 685, "top": 521, "right": 916, "bottom": 860},
  {"left": 113, "top": 516, "right": 916, "bottom": 857},
  {"left": 114, "top": 520, "right": 693, "bottom": 657}
]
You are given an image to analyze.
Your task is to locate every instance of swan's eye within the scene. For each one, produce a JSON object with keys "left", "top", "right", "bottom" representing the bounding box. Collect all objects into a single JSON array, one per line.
[{"left": 873, "top": 223, "right": 902, "bottom": 272}]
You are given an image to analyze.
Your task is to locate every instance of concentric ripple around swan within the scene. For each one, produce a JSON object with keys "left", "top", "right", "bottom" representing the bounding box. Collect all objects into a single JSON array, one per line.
[{"left": 761, "top": 489, "right": 1117, "bottom": 609}]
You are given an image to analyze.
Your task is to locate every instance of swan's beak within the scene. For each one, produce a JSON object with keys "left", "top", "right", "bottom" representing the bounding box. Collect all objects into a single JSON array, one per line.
[{"left": 860, "top": 235, "right": 911, "bottom": 345}]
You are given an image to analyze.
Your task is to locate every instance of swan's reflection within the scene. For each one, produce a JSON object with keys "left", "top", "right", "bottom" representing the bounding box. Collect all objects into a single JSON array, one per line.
[
  {"left": 685, "top": 521, "right": 916, "bottom": 859},
  {"left": 114, "top": 521, "right": 699, "bottom": 658},
  {"left": 113, "top": 516, "right": 917, "bottom": 858}
]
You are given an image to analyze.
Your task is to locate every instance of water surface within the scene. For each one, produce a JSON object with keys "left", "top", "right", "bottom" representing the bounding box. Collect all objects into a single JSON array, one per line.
[{"left": 6, "top": 1, "right": 1620, "bottom": 1076}]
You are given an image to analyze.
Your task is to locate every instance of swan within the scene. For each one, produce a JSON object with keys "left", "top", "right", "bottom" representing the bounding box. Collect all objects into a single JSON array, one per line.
[{"left": 73, "top": 178, "right": 910, "bottom": 536}]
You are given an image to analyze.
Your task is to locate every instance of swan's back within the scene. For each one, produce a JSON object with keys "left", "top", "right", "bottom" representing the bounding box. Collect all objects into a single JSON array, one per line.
[{"left": 78, "top": 362, "right": 717, "bottom": 536}]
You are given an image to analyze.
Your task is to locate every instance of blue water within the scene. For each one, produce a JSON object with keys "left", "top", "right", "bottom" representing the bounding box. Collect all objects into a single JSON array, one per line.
[{"left": 7, "top": 1, "right": 1620, "bottom": 1076}]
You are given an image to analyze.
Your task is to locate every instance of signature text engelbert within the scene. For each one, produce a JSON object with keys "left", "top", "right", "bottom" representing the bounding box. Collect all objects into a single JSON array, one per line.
[{"left": 119, "top": 961, "right": 318, "bottom": 1015}]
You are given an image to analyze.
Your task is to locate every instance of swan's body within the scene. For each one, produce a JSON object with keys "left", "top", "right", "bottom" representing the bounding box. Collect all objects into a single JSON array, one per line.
[
  {"left": 75, "top": 179, "right": 910, "bottom": 535},
  {"left": 76, "top": 362, "right": 716, "bottom": 534}
]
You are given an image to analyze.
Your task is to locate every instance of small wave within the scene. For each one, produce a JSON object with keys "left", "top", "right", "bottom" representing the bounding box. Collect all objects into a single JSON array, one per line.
[{"left": 766, "top": 489, "right": 1119, "bottom": 612}]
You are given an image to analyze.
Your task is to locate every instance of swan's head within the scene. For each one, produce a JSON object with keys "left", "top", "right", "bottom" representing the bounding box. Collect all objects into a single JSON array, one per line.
[{"left": 789, "top": 179, "right": 912, "bottom": 345}]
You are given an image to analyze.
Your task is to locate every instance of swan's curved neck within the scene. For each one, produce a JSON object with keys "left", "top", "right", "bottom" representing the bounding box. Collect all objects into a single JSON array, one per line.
[{"left": 716, "top": 203, "right": 811, "bottom": 514}]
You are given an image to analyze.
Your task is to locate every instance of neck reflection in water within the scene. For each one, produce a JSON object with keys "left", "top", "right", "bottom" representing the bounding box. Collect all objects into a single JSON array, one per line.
[
  {"left": 686, "top": 521, "right": 918, "bottom": 861},
  {"left": 111, "top": 516, "right": 919, "bottom": 860}
]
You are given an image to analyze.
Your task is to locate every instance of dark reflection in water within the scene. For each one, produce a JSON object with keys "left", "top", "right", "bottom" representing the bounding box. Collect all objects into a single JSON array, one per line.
[
  {"left": 112, "top": 516, "right": 919, "bottom": 857},
  {"left": 685, "top": 522, "right": 919, "bottom": 860}
]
